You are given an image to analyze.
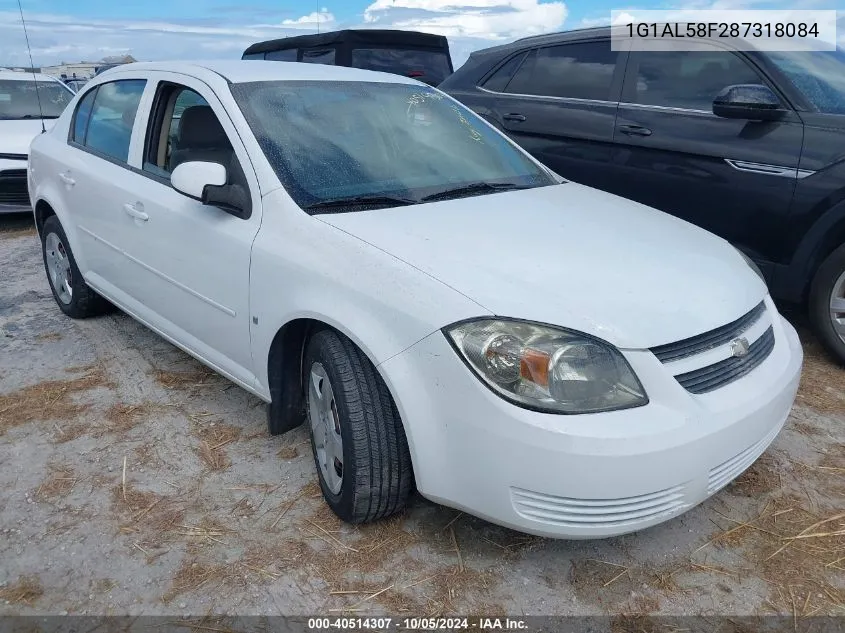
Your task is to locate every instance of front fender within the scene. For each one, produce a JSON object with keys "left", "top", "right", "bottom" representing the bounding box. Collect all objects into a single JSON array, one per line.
[{"left": 249, "top": 189, "right": 489, "bottom": 393}]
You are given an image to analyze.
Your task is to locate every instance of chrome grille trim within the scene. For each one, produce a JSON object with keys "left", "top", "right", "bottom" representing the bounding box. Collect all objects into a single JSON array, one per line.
[
  {"left": 650, "top": 301, "right": 766, "bottom": 363},
  {"left": 675, "top": 326, "right": 775, "bottom": 394}
]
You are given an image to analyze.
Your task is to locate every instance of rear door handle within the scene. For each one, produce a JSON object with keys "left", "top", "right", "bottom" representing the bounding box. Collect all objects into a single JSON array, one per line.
[
  {"left": 58, "top": 172, "right": 75, "bottom": 186},
  {"left": 618, "top": 124, "right": 653, "bottom": 137},
  {"left": 503, "top": 113, "right": 527, "bottom": 122},
  {"left": 123, "top": 202, "right": 149, "bottom": 222}
]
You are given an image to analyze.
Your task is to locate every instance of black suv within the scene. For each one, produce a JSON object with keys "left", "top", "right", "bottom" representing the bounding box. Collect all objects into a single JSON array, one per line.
[
  {"left": 242, "top": 29, "right": 453, "bottom": 86},
  {"left": 439, "top": 28, "right": 845, "bottom": 364}
]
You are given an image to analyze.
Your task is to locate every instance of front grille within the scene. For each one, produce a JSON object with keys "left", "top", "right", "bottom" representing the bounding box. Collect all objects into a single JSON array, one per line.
[
  {"left": 707, "top": 423, "right": 781, "bottom": 494},
  {"left": 651, "top": 301, "right": 766, "bottom": 362},
  {"left": 0, "top": 170, "right": 30, "bottom": 206},
  {"left": 511, "top": 485, "right": 687, "bottom": 528},
  {"left": 674, "top": 326, "right": 775, "bottom": 394}
]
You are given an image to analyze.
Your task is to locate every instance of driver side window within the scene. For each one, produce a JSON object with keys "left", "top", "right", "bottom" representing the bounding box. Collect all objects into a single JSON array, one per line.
[
  {"left": 143, "top": 84, "right": 235, "bottom": 180},
  {"left": 630, "top": 48, "right": 767, "bottom": 111}
]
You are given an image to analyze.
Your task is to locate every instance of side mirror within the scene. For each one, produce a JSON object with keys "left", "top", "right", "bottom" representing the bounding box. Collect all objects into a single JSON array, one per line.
[
  {"left": 713, "top": 84, "right": 784, "bottom": 121},
  {"left": 171, "top": 161, "right": 227, "bottom": 200}
]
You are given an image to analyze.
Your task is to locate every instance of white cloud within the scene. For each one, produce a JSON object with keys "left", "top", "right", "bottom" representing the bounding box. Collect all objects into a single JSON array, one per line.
[
  {"left": 281, "top": 10, "right": 335, "bottom": 29},
  {"left": 362, "top": 0, "right": 567, "bottom": 40}
]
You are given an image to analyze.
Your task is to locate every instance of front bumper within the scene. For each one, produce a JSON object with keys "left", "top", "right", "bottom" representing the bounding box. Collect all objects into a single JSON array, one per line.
[
  {"left": 379, "top": 300, "right": 803, "bottom": 539},
  {"left": 0, "top": 159, "right": 31, "bottom": 214}
]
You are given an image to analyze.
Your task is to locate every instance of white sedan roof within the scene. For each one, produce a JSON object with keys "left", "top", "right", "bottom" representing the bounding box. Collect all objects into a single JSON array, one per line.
[{"left": 104, "top": 60, "right": 421, "bottom": 86}]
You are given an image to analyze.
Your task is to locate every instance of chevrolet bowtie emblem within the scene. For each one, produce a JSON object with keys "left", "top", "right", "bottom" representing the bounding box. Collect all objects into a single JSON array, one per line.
[{"left": 731, "top": 337, "right": 751, "bottom": 358}]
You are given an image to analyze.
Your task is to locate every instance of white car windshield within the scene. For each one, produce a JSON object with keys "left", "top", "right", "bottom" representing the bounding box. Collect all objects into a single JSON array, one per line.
[
  {"left": 0, "top": 80, "right": 72, "bottom": 119},
  {"left": 232, "top": 80, "right": 556, "bottom": 212}
]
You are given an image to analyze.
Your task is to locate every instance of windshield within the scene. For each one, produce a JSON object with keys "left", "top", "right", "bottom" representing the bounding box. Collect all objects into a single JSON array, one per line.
[
  {"left": 351, "top": 48, "right": 452, "bottom": 85},
  {"left": 232, "top": 81, "right": 554, "bottom": 212},
  {"left": 768, "top": 48, "right": 845, "bottom": 115},
  {"left": 0, "top": 79, "right": 73, "bottom": 119}
]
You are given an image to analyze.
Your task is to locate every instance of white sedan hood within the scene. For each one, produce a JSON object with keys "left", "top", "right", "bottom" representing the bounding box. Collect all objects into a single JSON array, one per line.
[
  {"left": 318, "top": 183, "right": 767, "bottom": 349},
  {"left": 1, "top": 119, "right": 52, "bottom": 156}
]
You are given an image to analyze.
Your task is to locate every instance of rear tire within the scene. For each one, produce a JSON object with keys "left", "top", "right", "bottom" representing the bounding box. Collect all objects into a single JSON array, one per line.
[
  {"left": 41, "top": 215, "right": 111, "bottom": 319},
  {"left": 809, "top": 243, "right": 845, "bottom": 366},
  {"left": 304, "top": 329, "right": 412, "bottom": 524}
]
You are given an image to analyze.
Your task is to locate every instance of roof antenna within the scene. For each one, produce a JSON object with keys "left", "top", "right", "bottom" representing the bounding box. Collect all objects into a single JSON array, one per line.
[{"left": 17, "top": 0, "right": 46, "bottom": 133}]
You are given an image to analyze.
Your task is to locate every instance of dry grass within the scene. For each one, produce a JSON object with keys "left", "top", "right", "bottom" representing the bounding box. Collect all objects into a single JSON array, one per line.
[
  {"left": 163, "top": 558, "right": 226, "bottom": 603},
  {"left": 728, "top": 454, "right": 782, "bottom": 498},
  {"left": 0, "top": 224, "right": 37, "bottom": 238},
  {"left": 702, "top": 497, "right": 845, "bottom": 616},
  {"left": 34, "top": 465, "right": 78, "bottom": 502},
  {"left": 34, "top": 332, "right": 62, "bottom": 343},
  {"left": 193, "top": 423, "right": 241, "bottom": 471},
  {"left": 95, "top": 402, "right": 155, "bottom": 436},
  {"left": 795, "top": 330, "right": 845, "bottom": 416},
  {"left": 277, "top": 445, "right": 299, "bottom": 459},
  {"left": 0, "top": 576, "right": 43, "bottom": 605},
  {"left": 0, "top": 364, "right": 112, "bottom": 436},
  {"left": 153, "top": 368, "right": 216, "bottom": 390}
]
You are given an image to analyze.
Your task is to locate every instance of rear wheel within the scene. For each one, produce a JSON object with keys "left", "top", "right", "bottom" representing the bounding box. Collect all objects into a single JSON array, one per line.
[
  {"left": 41, "top": 215, "right": 111, "bottom": 319},
  {"left": 809, "top": 243, "right": 845, "bottom": 365},
  {"left": 304, "top": 329, "right": 412, "bottom": 523}
]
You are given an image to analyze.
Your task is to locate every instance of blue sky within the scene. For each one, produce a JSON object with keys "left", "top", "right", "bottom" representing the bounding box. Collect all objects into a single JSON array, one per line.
[{"left": 0, "top": 0, "right": 841, "bottom": 69}]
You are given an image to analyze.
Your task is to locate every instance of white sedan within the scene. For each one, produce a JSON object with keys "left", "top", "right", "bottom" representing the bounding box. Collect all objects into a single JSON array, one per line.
[{"left": 28, "top": 61, "right": 803, "bottom": 539}]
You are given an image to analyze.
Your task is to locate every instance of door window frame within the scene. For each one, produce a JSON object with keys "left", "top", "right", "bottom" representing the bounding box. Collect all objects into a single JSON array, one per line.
[
  {"left": 67, "top": 78, "right": 149, "bottom": 167},
  {"left": 620, "top": 42, "right": 794, "bottom": 115},
  {"left": 478, "top": 38, "right": 629, "bottom": 105}
]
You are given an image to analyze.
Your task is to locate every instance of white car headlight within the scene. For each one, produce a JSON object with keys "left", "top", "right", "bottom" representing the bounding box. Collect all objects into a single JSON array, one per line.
[{"left": 444, "top": 319, "right": 648, "bottom": 414}]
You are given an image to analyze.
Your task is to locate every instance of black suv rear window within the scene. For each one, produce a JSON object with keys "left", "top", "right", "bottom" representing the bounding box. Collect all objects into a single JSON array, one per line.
[{"left": 351, "top": 48, "right": 451, "bottom": 84}]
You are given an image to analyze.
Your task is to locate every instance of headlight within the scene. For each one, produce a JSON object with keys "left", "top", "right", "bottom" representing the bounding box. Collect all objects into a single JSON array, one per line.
[
  {"left": 736, "top": 248, "right": 766, "bottom": 285},
  {"left": 444, "top": 319, "right": 648, "bottom": 414}
]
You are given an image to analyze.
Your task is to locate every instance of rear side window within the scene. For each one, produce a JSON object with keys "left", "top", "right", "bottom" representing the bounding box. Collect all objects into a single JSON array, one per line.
[
  {"left": 71, "top": 79, "right": 146, "bottom": 163},
  {"left": 301, "top": 49, "right": 335, "bottom": 64},
  {"left": 71, "top": 88, "right": 97, "bottom": 143},
  {"left": 266, "top": 49, "right": 297, "bottom": 62},
  {"left": 482, "top": 52, "right": 527, "bottom": 92},
  {"left": 350, "top": 48, "right": 452, "bottom": 84},
  {"left": 506, "top": 41, "right": 619, "bottom": 101},
  {"left": 631, "top": 49, "right": 764, "bottom": 111}
]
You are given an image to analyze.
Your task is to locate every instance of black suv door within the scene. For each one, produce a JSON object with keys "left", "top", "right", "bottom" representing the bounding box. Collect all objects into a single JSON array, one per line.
[
  {"left": 611, "top": 44, "right": 804, "bottom": 271},
  {"left": 479, "top": 38, "right": 626, "bottom": 190}
]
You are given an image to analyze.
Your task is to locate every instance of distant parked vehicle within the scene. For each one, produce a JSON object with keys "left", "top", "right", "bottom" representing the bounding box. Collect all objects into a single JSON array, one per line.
[
  {"left": 63, "top": 78, "right": 88, "bottom": 93},
  {"left": 94, "top": 63, "right": 120, "bottom": 76},
  {"left": 440, "top": 27, "right": 845, "bottom": 364},
  {"left": 242, "top": 29, "right": 453, "bottom": 86},
  {"left": 0, "top": 70, "right": 74, "bottom": 214}
]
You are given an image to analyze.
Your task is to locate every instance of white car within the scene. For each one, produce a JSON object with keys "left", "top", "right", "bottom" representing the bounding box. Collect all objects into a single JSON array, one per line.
[
  {"left": 0, "top": 70, "right": 73, "bottom": 214},
  {"left": 28, "top": 61, "right": 803, "bottom": 539}
]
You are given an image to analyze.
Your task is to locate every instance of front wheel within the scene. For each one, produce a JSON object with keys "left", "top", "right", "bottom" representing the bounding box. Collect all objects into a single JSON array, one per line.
[
  {"left": 809, "top": 243, "right": 845, "bottom": 365},
  {"left": 304, "top": 329, "right": 413, "bottom": 524}
]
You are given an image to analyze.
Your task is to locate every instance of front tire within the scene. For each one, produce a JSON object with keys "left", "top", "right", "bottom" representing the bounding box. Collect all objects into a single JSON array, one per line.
[
  {"left": 304, "top": 329, "right": 413, "bottom": 524},
  {"left": 809, "top": 243, "right": 845, "bottom": 365},
  {"left": 41, "top": 215, "right": 111, "bottom": 319}
]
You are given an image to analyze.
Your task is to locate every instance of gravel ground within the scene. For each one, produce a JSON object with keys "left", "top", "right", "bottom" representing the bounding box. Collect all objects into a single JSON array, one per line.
[{"left": 1, "top": 213, "right": 843, "bottom": 619}]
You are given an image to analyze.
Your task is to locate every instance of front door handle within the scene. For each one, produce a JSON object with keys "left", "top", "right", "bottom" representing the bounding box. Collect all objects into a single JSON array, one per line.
[
  {"left": 503, "top": 113, "right": 527, "bottom": 122},
  {"left": 58, "top": 172, "right": 75, "bottom": 186},
  {"left": 618, "top": 124, "right": 653, "bottom": 137},
  {"left": 123, "top": 202, "right": 149, "bottom": 222}
]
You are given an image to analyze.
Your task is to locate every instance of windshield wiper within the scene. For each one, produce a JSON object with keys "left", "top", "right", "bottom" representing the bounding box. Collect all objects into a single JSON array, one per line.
[
  {"left": 303, "top": 194, "right": 418, "bottom": 212},
  {"left": 4, "top": 114, "right": 58, "bottom": 120},
  {"left": 420, "top": 182, "right": 530, "bottom": 203}
]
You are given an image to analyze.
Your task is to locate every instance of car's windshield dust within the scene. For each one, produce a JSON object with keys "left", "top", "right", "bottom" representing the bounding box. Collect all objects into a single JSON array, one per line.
[
  {"left": 231, "top": 80, "right": 556, "bottom": 211},
  {"left": 0, "top": 80, "right": 72, "bottom": 119}
]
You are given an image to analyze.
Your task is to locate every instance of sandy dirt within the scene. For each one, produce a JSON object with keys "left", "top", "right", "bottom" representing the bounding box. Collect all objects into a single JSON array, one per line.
[{"left": 1, "top": 214, "right": 843, "bottom": 618}]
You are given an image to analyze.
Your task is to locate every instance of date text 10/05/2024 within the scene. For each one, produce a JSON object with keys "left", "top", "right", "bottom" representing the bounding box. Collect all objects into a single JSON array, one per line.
[{"left": 307, "top": 618, "right": 529, "bottom": 630}]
